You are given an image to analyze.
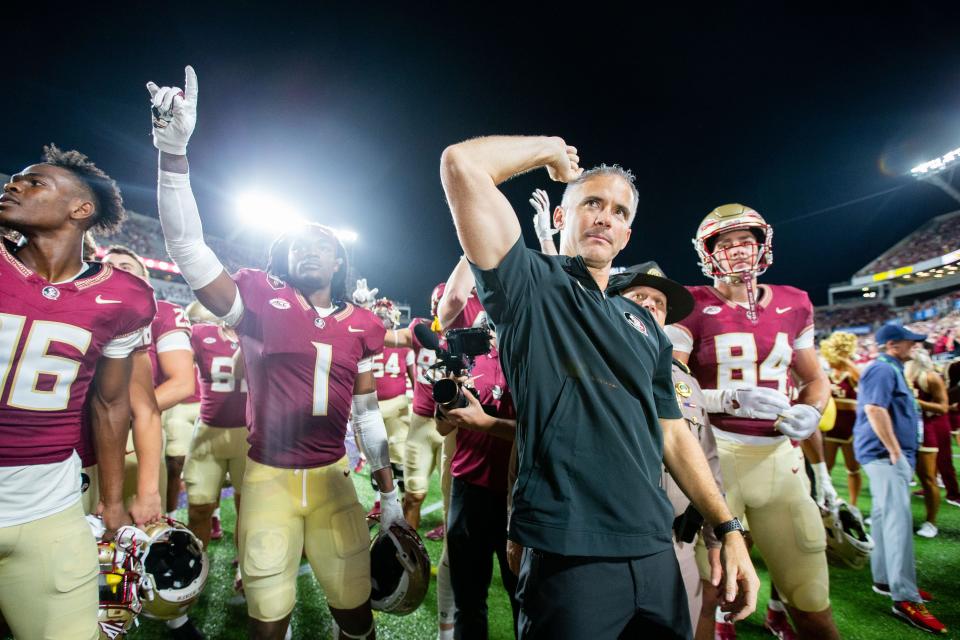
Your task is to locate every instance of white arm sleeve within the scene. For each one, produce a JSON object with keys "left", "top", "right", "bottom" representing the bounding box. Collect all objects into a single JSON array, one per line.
[
  {"left": 157, "top": 170, "right": 226, "bottom": 290},
  {"left": 218, "top": 290, "right": 245, "bottom": 328},
  {"left": 102, "top": 328, "right": 149, "bottom": 359},
  {"left": 351, "top": 391, "right": 391, "bottom": 472}
]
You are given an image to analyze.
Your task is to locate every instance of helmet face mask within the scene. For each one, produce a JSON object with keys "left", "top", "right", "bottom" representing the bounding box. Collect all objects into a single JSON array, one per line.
[
  {"left": 372, "top": 297, "right": 402, "bottom": 329},
  {"left": 694, "top": 204, "right": 774, "bottom": 282},
  {"left": 96, "top": 530, "right": 147, "bottom": 639}
]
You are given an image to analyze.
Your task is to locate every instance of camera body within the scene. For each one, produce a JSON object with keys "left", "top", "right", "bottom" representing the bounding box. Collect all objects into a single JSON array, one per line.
[{"left": 431, "top": 327, "right": 492, "bottom": 410}]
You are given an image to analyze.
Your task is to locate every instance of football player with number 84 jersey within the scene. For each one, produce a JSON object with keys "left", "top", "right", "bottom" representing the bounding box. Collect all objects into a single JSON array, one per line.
[
  {"left": 148, "top": 65, "right": 404, "bottom": 640},
  {"left": 664, "top": 203, "right": 840, "bottom": 639}
]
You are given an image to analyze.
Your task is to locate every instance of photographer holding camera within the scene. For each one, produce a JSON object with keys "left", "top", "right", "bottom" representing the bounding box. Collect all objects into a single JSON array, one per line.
[{"left": 428, "top": 325, "right": 520, "bottom": 639}]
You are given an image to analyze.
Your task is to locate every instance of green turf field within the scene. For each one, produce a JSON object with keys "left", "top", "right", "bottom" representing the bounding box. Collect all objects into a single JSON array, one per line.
[{"left": 107, "top": 462, "right": 960, "bottom": 639}]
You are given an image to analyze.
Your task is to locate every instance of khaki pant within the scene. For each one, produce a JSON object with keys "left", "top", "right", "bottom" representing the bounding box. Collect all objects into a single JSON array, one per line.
[
  {"left": 239, "top": 457, "right": 370, "bottom": 620},
  {"left": 163, "top": 402, "right": 201, "bottom": 458},
  {"left": 0, "top": 502, "right": 98, "bottom": 640},
  {"left": 379, "top": 394, "right": 411, "bottom": 467},
  {"left": 404, "top": 412, "right": 443, "bottom": 495},
  {"left": 698, "top": 438, "right": 830, "bottom": 612},
  {"left": 183, "top": 422, "right": 250, "bottom": 505}
]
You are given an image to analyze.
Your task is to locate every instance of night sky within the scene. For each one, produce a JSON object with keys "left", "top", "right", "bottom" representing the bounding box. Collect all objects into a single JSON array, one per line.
[{"left": 5, "top": 5, "right": 960, "bottom": 313}]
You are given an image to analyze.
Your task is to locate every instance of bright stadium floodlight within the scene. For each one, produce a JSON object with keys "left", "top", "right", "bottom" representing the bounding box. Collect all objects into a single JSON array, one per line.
[
  {"left": 910, "top": 146, "right": 960, "bottom": 177},
  {"left": 910, "top": 146, "right": 960, "bottom": 204},
  {"left": 236, "top": 191, "right": 306, "bottom": 233}
]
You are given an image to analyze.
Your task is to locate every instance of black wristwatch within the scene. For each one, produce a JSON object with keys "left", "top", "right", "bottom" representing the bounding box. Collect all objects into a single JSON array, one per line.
[{"left": 714, "top": 517, "right": 745, "bottom": 540}]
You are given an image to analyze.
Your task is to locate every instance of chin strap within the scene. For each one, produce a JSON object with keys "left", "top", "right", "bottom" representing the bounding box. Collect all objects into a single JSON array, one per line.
[{"left": 742, "top": 271, "right": 759, "bottom": 325}]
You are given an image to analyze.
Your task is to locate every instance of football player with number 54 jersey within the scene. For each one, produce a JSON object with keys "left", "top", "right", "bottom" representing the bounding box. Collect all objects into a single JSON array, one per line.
[
  {"left": 149, "top": 65, "right": 403, "bottom": 640},
  {"left": 0, "top": 146, "right": 156, "bottom": 640},
  {"left": 664, "top": 204, "right": 840, "bottom": 639}
]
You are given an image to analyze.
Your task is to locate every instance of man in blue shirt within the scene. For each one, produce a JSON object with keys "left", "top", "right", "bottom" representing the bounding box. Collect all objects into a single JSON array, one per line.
[{"left": 854, "top": 323, "right": 947, "bottom": 635}]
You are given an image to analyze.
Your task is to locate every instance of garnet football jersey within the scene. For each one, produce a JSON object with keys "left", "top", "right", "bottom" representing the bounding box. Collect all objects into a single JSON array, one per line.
[
  {"left": 190, "top": 323, "right": 247, "bottom": 428},
  {"left": 666, "top": 284, "right": 815, "bottom": 439},
  {"left": 373, "top": 346, "right": 413, "bottom": 402},
  {"left": 451, "top": 348, "right": 514, "bottom": 493},
  {"left": 409, "top": 317, "right": 438, "bottom": 417},
  {"left": 232, "top": 269, "right": 385, "bottom": 468},
  {"left": 441, "top": 285, "right": 487, "bottom": 331},
  {"left": 0, "top": 243, "right": 157, "bottom": 466},
  {"left": 148, "top": 299, "right": 200, "bottom": 402}
]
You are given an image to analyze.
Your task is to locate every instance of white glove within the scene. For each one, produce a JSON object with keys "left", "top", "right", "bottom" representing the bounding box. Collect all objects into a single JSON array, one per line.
[
  {"left": 775, "top": 403, "right": 821, "bottom": 440},
  {"left": 529, "top": 189, "right": 559, "bottom": 241},
  {"left": 146, "top": 65, "right": 198, "bottom": 155},
  {"left": 725, "top": 387, "right": 792, "bottom": 420},
  {"left": 379, "top": 487, "right": 405, "bottom": 529},
  {"left": 811, "top": 462, "right": 838, "bottom": 510},
  {"left": 351, "top": 278, "right": 379, "bottom": 308}
]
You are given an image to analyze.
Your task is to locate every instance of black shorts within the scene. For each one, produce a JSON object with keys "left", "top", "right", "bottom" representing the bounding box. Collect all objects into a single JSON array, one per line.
[{"left": 515, "top": 547, "right": 691, "bottom": 640}]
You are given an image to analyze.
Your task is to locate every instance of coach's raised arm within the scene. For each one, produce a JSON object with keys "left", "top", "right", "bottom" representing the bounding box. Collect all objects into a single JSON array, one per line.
[{"left": 440, "top": 135, "right": 758, "bottom": 639}]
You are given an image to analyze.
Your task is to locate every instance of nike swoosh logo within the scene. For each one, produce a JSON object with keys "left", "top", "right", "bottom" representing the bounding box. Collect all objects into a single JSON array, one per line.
[
  {"left": 95, "top": 295, "right": 122, "bottom": 304},
  {"left": 347, "top": 326, "right": 364, "bottom": 333},
  {"left": 791, "top": 466, "right": 800, "bottom": 474},
  {"left": 776, "top": 307, "right": 792, "bottom": 314}
]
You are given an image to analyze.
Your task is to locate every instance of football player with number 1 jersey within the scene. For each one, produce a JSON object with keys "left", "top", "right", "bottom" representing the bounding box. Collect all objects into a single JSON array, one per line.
[
  {"left": 150, "top": 65, "right": 404, "bottom": 640},
  {"left": 0, "top": 147, "right": 156, "bottom": 639},
  {"left": 665, "top": 203, "right": 840, "bottom": 639}
]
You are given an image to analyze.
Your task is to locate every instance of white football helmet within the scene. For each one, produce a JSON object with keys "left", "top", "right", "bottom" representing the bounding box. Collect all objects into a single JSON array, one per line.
[
  {"left": 139, "top": 519, "right": 210, "bottom": 620},
  {"left": 823, "top": 500, "right": 874, "bottom": 570},
  {"left": 370, "top": 523, "right": 431, "bottom": 615}
]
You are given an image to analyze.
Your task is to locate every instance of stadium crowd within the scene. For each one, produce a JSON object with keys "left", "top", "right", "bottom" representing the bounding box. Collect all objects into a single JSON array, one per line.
[
  {"left": 3, "top": 65, "right": 960, "bottom": 640},
  {"left": 856, "top": 212, "right": 960, "bottom": 276}
]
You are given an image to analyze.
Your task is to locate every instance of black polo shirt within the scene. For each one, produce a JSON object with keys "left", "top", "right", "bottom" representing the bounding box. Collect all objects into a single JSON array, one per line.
[{"left": 470, "top": 238, "right": 681, "bottom": 557}]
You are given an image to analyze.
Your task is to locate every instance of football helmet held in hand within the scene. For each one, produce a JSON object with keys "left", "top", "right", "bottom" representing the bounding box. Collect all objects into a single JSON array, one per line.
[
  {"left": 139, "top": 519, "right": 209, "bottom": 620},
  {"left": 823, "top": 500, "right": 873, "bottom": 570},
  {"left": 370, "top": 522, "right": 431, "bottom": 615}
]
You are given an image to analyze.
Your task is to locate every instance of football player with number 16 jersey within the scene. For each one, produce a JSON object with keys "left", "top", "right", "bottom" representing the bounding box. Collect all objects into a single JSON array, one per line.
[
  {"left": 665, "top": 203, "right": 840, "bottom": 639},
  {"left": 0, "top": 147, "right": 156, "bottom": 640}
]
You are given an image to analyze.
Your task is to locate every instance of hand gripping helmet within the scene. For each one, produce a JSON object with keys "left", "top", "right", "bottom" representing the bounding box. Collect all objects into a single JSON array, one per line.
[
  {"left": 823, "top": 500, "right": 874, "bottom": 569},
  {"left": 95, "top": 526, "right": 150, "bottom": 639},
  {"left": 139, "top": 519, "right": 210, "bottom": 620},
  {"left": 693, "top": 203, "right": 774, "bottom": 282},
  {"left": 370, "top": 523, "right": 431, "bottom": 615},
  {"left": 372, "top": 297, "right": 402, "bottom": 329}
]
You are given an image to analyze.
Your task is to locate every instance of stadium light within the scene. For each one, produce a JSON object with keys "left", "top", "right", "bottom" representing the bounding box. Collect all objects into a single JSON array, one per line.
[
  {"left": 910, "top": 146, "right": 960, "bottom": 177},
  {"left": 910, "top": 147, "right": 960, "bottom": 204},
  {"left": 235, "top": 191, "right": 307, "bottom": 233}
]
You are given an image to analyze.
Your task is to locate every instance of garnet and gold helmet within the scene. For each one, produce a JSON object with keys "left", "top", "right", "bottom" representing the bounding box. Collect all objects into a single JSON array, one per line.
[
  {"left": 95, "top": 526, "right": 150, "bottom": 639},
  {"left": 372, "top": 297, "right": 402, "bottom": 329},
  {"left": 693, "top": 203, "right": 773, "bottom": 282},
  {"left": 370, "top": 523, "right": 431, "bottom": 615},
  {"left": 139, "top": 519, "right": 209, "bottom": 620}
]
